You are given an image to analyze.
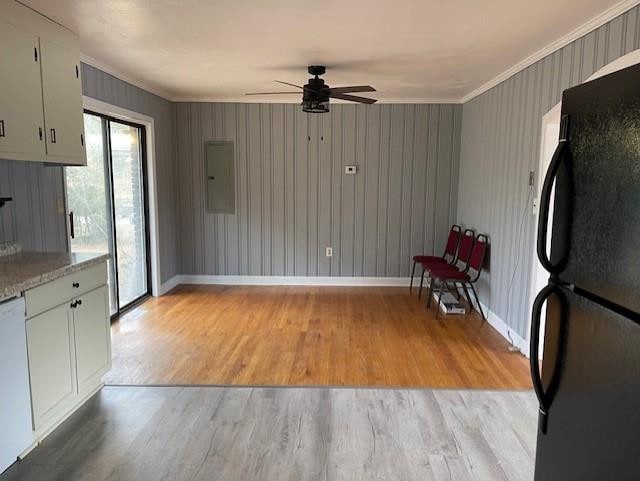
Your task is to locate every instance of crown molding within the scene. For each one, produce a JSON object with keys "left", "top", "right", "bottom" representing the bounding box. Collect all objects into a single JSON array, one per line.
[
  {"left": 80, "top": 54, "right": 176, "bottom": 101},
  {"left": 460, "top": 0, "right": 640, "bottom": 103}
]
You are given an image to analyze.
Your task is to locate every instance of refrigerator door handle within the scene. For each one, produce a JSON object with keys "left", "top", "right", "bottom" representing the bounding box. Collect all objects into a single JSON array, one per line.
[
  {"left": 537, "top": 143, "right": 566, "bottom": 275},
  {"left": 530, "top": 283, "right": 568, "bottom": 434}
]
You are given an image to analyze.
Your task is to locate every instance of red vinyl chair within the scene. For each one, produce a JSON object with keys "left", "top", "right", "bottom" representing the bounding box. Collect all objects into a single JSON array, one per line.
[
  {"left": 418, "top": 228, "right": 475, "bottom": 298},
  {"left": 410, "top": 225, "right": 461, "bottom": 294},
  {"left": 427, "top": 233, "right": 489, "bottom": 321}
]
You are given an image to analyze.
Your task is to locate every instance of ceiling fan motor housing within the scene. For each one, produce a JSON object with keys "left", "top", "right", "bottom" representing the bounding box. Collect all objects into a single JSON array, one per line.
[
  {"left": 246, "top": 64, "right": 375, "bottom": 112},
  {"left": 302, "top": 73, "right": 330, "bottom": 113}
]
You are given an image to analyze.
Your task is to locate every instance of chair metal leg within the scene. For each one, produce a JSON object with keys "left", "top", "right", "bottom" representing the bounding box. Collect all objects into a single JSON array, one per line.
[
  {"left": 470, "top": 284, "right": 486, "bottom": 323},
  {"left": 461, "top": 283, "right": 474, "bottom": 316},
  {"left": 410, "top": 261, "right": 417, "bottom": 292},
  {"left": 436, "top": 283, "right": 445, "bottom": 319},
  {"left": 426, "top": 276, "right": 434, "bottom": 307},
  {"left": 449, "top": 282, "right": 461, "bottom": 300},
  {"left": 418, "top": 268, "right": 426, "bottom": 298}
]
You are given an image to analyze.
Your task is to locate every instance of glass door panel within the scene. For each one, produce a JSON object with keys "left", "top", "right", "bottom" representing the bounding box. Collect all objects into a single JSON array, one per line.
[
  {"left": 66, "top": 112, "right": 150, "bottom": 318},
  {"left": 109, "top": 121, "right": 148, "bottom": 308},
  {"left": 66, "top": 113, "right": 117, "bottom": 314}
]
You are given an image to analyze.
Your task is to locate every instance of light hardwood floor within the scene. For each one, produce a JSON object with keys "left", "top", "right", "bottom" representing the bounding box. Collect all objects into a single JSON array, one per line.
[
  {"left": 0, "top": 386, "right": 538, "bottom": 481},
  {"left": 105, "top": 285, "right": 531, "bottom": 389}
]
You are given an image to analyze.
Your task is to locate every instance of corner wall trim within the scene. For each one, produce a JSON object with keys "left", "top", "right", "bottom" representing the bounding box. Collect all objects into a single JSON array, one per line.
[
  {"left": 159, "top": 276, "right": 181, "bottom": 295},
  {"left": 460, "top": 0, "right": 640, "bottom": 103}
]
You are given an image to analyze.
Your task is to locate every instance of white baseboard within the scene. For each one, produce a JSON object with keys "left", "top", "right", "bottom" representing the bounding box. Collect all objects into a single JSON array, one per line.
[
  {"left": 159, "top": 275, "right": 410, "bottom": 291},
  {"left": 480, "top": 302, "right": 529, "bottom": 358},
  {"left": 173, "top": 275, "right": 411, "bottom": 287}
]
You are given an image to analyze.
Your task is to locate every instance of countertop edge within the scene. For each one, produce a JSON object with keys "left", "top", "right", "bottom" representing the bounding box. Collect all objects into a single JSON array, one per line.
[{"left": 0, "top": 253, "right": 110, "bottom": 304}]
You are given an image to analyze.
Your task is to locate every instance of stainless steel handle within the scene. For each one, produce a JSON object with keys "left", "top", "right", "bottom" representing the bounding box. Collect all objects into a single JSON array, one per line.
[
  {"left": 0, "top": 120, "right": 5, "bottom": 137},
  {"left": 50, "top": 128, "right": 57, "bottom": 143}
]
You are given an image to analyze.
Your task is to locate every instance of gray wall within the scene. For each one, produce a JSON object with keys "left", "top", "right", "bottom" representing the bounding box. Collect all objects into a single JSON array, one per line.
[
  {"left": 0, "top": 160, "right": 67, "bottom": 251},
  {"left": 457, "top": 6, "right": 640, "bottom": 338},
  {"left": 174, "top": 103, "right": 462, "bottom": 277}
]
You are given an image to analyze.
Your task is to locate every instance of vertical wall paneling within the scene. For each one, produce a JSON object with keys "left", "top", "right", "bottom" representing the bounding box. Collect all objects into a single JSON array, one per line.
[
  {"left": 174, "top": 103, "right": 462, "bottom": 278},
  {"left": 0, "top": 159, "right": 66, "bottom": 252},
  {"left": 457, "top": 4, "right": 640, "bottom": 339}
]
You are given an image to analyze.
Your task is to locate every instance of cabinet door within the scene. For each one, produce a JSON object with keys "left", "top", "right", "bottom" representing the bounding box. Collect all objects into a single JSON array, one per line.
[
  {"left": 26, "top": 303, "right": 76, "bottom": 431},
  {"left": 0, "top": 19, "right": 46, "bottom": 158},
  {"left": 40, "top": 38, "right": 86, "bottom": 165},
  {"left": 73, "top": 285, "right": 111, "bottom": 394}
]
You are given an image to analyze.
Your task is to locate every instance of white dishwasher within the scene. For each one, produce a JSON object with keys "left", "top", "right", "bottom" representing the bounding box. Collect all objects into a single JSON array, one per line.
[{"left": 0, "top": 297, "right": 33, "bottom": 473}]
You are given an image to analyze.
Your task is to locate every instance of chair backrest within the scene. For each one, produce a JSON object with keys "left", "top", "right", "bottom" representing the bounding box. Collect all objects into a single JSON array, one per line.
[
  {"left": 467, "top": 233, "right": 489, "bottom": 280},
  {"left": 443, "top": 225, "right": 462, "bottom": 260},
  {"left": 456, "top": 229, "right": 476, "bottom": 268}
]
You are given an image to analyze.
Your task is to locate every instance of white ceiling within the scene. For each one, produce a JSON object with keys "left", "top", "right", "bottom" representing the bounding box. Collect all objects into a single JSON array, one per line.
[{"left": 21, "top": 0, "right": 633, "bottom": 102}]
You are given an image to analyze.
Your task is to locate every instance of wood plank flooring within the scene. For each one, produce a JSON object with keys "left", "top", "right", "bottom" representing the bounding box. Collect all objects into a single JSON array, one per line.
[
  {"left": 105, "top": 285, "right": 531, "bottom": 389},
  {"left": 0, "top": 386, "right": 538, "bottom": 481}
]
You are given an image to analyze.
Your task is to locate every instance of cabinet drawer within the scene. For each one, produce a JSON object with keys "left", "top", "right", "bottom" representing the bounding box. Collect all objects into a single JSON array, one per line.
[{"left": 25, "top": 263, "right": 107, "bottom": 319}]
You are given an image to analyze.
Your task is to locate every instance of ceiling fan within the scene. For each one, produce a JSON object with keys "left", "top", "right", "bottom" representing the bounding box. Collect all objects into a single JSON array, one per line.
[{"left": 245, "top": 65, "right": 377, "bottom": 113}]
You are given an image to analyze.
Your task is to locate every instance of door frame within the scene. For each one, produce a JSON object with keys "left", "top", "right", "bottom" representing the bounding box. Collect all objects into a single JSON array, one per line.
[
  {"left": 526, "top": 48, "right": 640, "bottom": 359},
  {"left": 65, "top": 96, "right": 162, "bottom": 298}
]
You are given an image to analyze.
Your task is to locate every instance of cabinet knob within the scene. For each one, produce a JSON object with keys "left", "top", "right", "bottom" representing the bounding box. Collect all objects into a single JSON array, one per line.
[
  {"left": 72, "top": 282, "right": 80, "bottom": 288},
  {"left": 76, "top": 299, "right": 82, "bottom": 306},
  {"left": 70, "top": 301, "right": 77, "bottom": 309}
]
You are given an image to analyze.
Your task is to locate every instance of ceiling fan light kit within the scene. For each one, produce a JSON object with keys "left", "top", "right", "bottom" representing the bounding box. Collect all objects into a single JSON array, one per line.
[{"left": 246, "top": 65, "right": 377, "bottom": 113}]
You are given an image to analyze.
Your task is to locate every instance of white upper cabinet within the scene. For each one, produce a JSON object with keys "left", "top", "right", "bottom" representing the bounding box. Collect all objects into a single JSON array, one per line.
[
  {"left": 0, "top": 1, "right": 86, "bottom": 165},
  {"left": 40, "top": 38, "right": 85, "bottom": 164},
  {"left": 0, "top": 18, "right": 46, "bottom": 157}
]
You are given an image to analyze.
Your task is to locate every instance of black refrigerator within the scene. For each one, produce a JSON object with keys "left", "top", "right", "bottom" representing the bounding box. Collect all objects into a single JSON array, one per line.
[{"left": 531, "top": 62, "right": 640, "bottom": 480}]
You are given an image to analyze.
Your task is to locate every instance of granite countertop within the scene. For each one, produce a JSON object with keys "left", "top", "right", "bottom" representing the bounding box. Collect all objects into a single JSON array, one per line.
[{"left": 0, "top": 248, "right": 110, "bottom": 303}]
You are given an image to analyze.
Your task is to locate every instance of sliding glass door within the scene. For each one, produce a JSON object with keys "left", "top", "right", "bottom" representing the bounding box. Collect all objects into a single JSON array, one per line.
[{"left": 66, "top": 111, "right": 150, "bottom": 316}]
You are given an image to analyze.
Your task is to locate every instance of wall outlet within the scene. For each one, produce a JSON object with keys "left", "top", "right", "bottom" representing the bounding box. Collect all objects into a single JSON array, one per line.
[
  {"left": 345, "top": 165, "right": 357, "bottom": 175},
  {"left": 325, "top": 247, "right": 333, "bottom": 257}
]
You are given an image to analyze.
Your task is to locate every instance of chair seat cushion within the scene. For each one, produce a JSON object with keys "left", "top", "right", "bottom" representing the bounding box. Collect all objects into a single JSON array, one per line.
[
  {"left": 421, "top": 261, "right": 451, "bottom": 271},
  {"left": 430, "top": 268, "right": 470, "bottom": 281}
]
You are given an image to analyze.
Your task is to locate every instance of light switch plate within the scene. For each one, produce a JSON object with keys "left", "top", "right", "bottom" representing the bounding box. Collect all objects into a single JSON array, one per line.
[
  {"left": 345, "top": 165, "right": 357, "bottom": 175},
  {"left": 325, "top": 247, "right": 333, "bottom": 257}
]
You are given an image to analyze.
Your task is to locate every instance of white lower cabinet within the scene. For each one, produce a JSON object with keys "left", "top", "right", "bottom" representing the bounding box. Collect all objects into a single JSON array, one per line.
[
  {"left": 73, "top": 285, "right": 111, "bottom": 394},
  {"left": 24, "top": 262, "right": 110, "bottom": 437},
  {"left": 26, "top": 303, "right": 76, "bottom": 431}
]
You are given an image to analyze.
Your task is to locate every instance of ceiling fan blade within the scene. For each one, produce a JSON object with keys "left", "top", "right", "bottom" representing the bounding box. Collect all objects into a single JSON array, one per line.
[
  {"left": 329, "top": 92, "right": 377, "bottom": 104},
  {"left": 328, "top": 86, "right": 376, "bottom": 94},
  {"left": 274, "top": 80, "right": 303, "bottom": 89},
  {"left": 245, "top": 92, "right": 300, "bottom": 95}
]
